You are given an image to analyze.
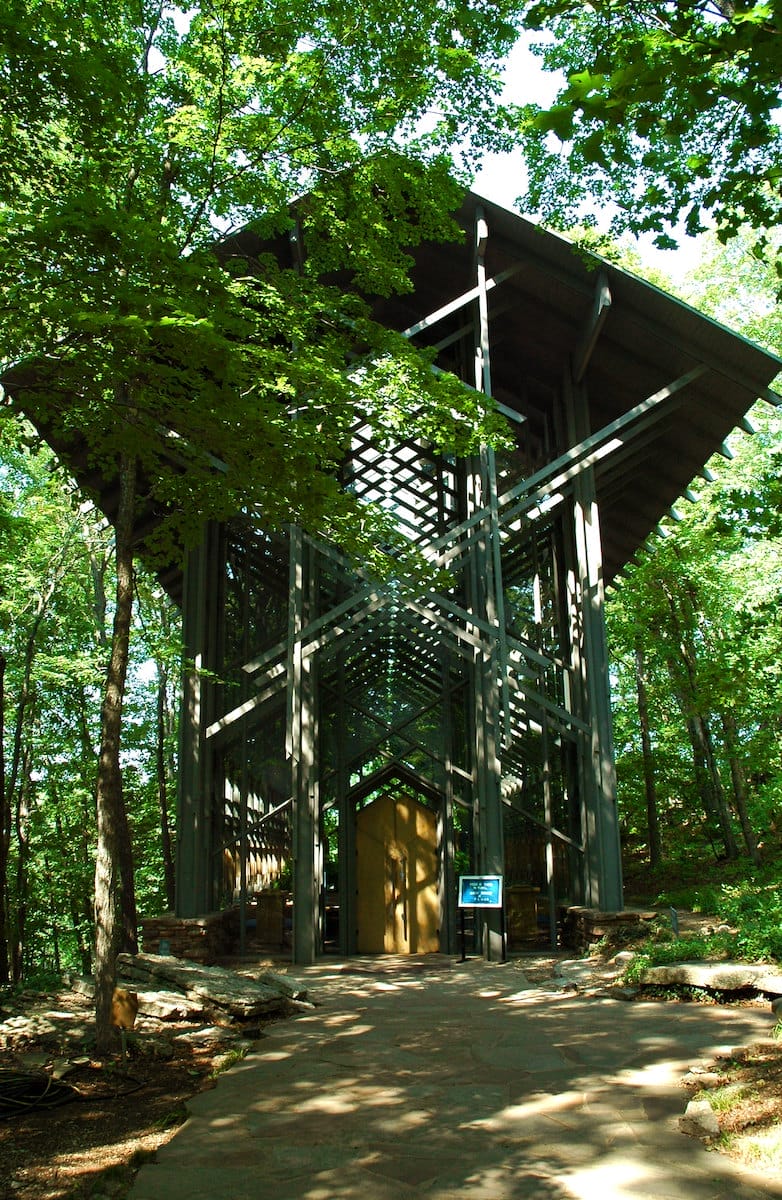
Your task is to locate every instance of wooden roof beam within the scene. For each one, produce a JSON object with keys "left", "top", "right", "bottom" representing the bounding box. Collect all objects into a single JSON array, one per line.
[
  {"left": 401, "top": 265, "right": 521, "bottom": 340},
  {"left": 572, "top": 272, "right": 612, "bottom": 384},
  {"left": 498, "top": 365, "right": 709, "bottom": 525}
]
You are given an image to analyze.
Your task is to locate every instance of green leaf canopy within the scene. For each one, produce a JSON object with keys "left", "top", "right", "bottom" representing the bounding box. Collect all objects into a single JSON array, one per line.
[
  {"left": 516, "top": 1, "right": 782, "bottom": 264},
  {"left": 0, "top": 0, "right": 521, "bottom": 562}
]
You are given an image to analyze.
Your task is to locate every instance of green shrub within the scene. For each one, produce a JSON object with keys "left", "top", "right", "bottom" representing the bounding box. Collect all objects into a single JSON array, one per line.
[
  {"left": 652, "top": 864, "right": 782, "bottom": 965},
  {"left": 621, "top": 931, "right": 739, "bottom": 983},
  {"left": 715, "top": 881, "right": 782, "bottom": 961}
]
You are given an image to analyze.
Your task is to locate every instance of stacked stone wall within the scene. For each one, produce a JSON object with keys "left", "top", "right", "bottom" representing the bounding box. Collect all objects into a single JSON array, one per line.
[
  {"left": 562, "top": 905, "right": 656, "bottom": 952},
  {"left": 140, "top": 910, "right": 239, "bottom": 964}
]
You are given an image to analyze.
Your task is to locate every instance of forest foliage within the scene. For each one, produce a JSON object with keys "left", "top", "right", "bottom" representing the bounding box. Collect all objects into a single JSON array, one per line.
[
  {"left": 607, "top": 236, "right": 782, "bottom": 946},
  {"left": 0, "top": 0, "right": 525, "bottom": 1042},
  {"left": 1, "top": 1, "right": 781, "bottom": 994},
  {"left": 516, "top": 1, "right": 782, "bottom": 271},
  {"left": 0, "top": 426, "right": 180, "bottom": 984}
]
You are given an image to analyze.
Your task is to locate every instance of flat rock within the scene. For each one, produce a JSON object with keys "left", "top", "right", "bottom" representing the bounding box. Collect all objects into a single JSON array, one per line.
[
  {"left": 68, "top": 973, "right": 206, "bottom": 1022},
  {"left": 173, "top": 1025, "right": 243, "bottom": 1046},
  {"left": 132, "top": 989, "right": 206, "bottom": 1022},
  {"left": 0, "top": 1010, "right": 91, "bottom": 1048},
  {"left": 680, "top": 1098, "right": 720, "bottom": 1137},
  {"left": 66, "top": 975, "right": 96, "bottom": 999},
  {"left": 117, "top": 952, "right": 306, "bottom": 1020},
  {"left": 233, "top": 967, "right": 305, "bottom": 1000},
  {"left": 641, "top": 960, "right": 782, "bottom": 994},
  {"left": 603, "top": 985, "right": 639, "bottom": 1001},
  {"left": 683, "top": 1070, "right": 723, "bottom": 1088}
]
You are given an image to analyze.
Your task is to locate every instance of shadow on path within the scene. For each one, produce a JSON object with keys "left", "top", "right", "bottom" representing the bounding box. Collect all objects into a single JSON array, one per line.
[{"left": 129, "top": 956, "right": 780, "bottom": 1200}]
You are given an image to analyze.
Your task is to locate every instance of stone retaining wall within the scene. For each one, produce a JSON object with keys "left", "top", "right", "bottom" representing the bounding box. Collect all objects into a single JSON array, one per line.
[
  {"left": 562, "top": 905, "right": 657, "bottom": 951},
  {"left": 140, "top": 910, "right": 239, "bottom": 964}
]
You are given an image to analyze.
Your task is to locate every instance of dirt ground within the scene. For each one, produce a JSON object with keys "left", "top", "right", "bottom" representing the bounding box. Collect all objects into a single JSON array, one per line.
[
  {"left": 1, "top": 936, "right": 781, "bottom": 1199},
  {"left": 682, "top": 1038, "right": 782, "bottom": 1174},
  {"left": 0, "top": 983, "right": 282, "bottom": 1200}
]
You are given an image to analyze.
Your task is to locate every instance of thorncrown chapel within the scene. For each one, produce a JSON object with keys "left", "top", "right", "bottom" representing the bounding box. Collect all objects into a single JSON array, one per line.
[
  {"left": 172, "top": 193, "right": 780, "bottom": 964},
  {"left": 11, "top": 191, "right": 779, "bottom": 966}
]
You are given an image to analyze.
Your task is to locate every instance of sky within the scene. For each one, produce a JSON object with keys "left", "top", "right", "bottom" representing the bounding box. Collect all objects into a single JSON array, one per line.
[{"left": 471, "top": 38, "right": 706, "bottom": 287}]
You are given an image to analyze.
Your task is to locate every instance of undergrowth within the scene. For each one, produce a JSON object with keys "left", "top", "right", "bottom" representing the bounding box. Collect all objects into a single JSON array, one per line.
[
  {"left": 622, "top": 932, "right": 737, "bottom": 984},
  {"left": 622, "top": 861, "right": 782, "bottom": 974},
  {"left": 701, "top": 1083, "right": 756, "bottom": 1113}
]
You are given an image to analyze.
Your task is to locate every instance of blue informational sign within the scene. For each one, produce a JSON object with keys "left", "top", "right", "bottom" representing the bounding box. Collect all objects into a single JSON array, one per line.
[{"left": 458, "top": 875, "right": 503, "bottom": 908}]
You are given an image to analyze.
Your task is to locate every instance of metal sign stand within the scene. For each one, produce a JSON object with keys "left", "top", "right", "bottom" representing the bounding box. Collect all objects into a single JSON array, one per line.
[{"left": 458, "top": 875, "right": 506, "bottom": 963}]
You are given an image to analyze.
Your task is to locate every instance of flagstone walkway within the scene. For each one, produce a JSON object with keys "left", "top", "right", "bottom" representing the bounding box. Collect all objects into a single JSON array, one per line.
[{"left": 129, "top": 955, "right": 781, "bottom": 1200}]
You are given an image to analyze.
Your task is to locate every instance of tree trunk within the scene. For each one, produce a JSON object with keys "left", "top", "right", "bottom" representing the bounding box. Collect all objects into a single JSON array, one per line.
[
  {"left": 660, "top": 580, "right": 739, "bottom": 861},
  {"left": 80, "top": 792, "right": 95, "bottom": 967},
  {"left": 11, "top": 746, "right": 32, "bottom": 982},
  {"left": 690, "top": 711, "right": 739, "bottom": 860},
  {"left": 155, "top": 644, "right": 176, "bottom": 910},
  {"left": 0, "top": 652, "right": 9, "bottom": 984},
  {"left": 721, "top": 709, "right": 761, "bottom": 865},
  {"left": 88, "top": 524, "right": 138, "bottom": 957},
  {"left": 54, "top": 807, "right": 92, "bottom": 974},
  {"left": 44, "top": 856, "right": 62, "bottom": 976},
  {"left": 4, "top": 647, "right": 37, "bottom": 982},
  {"left": 153, "top": 600, "right": 176, "bottom": 907},
  {"left": 1, "top": 561, "right": 61, "bottom": 982},
  {"left": 94, "top": 446, "right": 137, "bottom": 1055},
  {"left": 634, "top": 639, "right": 662, "bottom": 868}
]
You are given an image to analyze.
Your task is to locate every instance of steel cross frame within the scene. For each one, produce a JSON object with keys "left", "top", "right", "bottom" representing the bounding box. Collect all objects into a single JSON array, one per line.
[
  {"left": 216, "top": 356, "right": 704, "bottom": 758},
  {"left": 197, "top": 217, "right": 678, "bottom": 946}
]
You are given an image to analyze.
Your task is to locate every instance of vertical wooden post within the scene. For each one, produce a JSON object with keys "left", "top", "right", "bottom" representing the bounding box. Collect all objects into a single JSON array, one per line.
[
  {"left": 541, "top": 719, "right": 558, "bottom": 949},
  {"left": 470, "top": 208, "right": 505, "bottom": 960},
  {"left": 439, "top": 656, "right": 456, "bottom": 955},
  {"left": 238, "top": 758, "right": 248, "bottom": 955},
  {"left": 176, "top": 524, "right": 221, "bottom": 918},
  {"left": 238, "top": 549, "right": 251, "bottom": 954},
  {"left": 564, "top": 374, "right": 623, "bottom": 911},
  {"left": 336, "top": 655, "right": 356, "bottom": 956},
  {"left": 288, "top": 529, "right": 321, "bottom": 964}
]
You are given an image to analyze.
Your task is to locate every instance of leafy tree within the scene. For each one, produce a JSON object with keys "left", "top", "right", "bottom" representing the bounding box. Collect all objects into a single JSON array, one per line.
[
  {"left": 608, "top": 416, "right": 781, "bottom": 878},
  {"left": 0, "top": 420, "right": 108, "bottom": 981},
  {"left": 606, "top": 231, "right": 781, "bottom": 881},
  {"left": 132, "top": 579, "right": 182, "bottom": 913},
  {"left": 516, "top": 1, "right": 782, "bottom": 267},
  {"left": 609, "top": 454, "right": 781, "bottom": 871},
  {"left": 0, "top": 1, "right": 521, "bottom": 1048}
]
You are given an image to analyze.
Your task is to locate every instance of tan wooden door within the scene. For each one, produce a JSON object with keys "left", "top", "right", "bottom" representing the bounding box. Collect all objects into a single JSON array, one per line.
[{"left": 356, "top": 793, "right": 439, "bottom": 954}]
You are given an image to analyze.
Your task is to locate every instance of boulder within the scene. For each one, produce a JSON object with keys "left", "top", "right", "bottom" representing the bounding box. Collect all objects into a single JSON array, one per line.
[
  {"left": 640, "top": 961, "right": 782, "bottom": 994},
  {"left": 133, "top": 989, "right": 206, "bottom": 1022},
  {"left": 66, "top": 975, "right": 95, "bottom": 1000},
  {"left": 680, "top": 1099, "right": 720, "bottom": 1138},
  {"left": 683, "top": 1070, "right": 723, "bottom": 1088},
  {"left": 233, "top": 967, "right": 305, "bottom": 1000},
  {"left": 116, "top": 952, "right": 306, "bottom": 1021},
  {"left": 603, "top": 985, "right": 639, "bottom": 1001}
]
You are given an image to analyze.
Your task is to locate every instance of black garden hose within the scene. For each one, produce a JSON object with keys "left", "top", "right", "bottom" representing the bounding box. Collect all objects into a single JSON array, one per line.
[
  {"left": 0, "top": 1067, "right": 77, "bottom": 1115},
  {"left": 0, "top": 1064, "right": 144, "bottom": 1117}
]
